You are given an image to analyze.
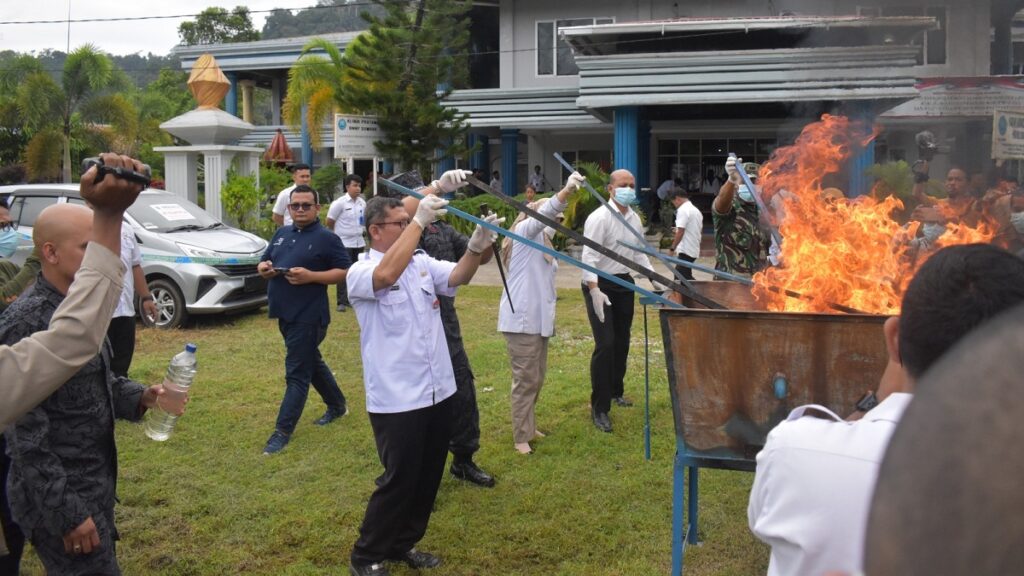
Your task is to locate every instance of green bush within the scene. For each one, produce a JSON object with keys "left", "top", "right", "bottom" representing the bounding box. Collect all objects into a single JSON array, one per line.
[
  {"left": 259, "top": 164, "right": 292, "bottom": 205},
  {"left": 311, "top": 163, "right": 345, "bottom": 203},
  {"left": 221, "top": 170, "right": 262, "bottom": 233}
]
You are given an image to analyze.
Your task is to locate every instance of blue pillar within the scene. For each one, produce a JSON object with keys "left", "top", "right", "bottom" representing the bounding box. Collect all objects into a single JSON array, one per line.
[
  {"left": 437, "top": 137, "right": 456, "bottom": 173},
  {"left": 470, "top": 133, "right": 490, "bottom": 174},
  {"left": 382, "top": 159, "right": 394, "bottom": 174},
  {"left": 848, "top": 105, "right": 875, "bottom": 198},
  {"left": 225, "top": 72, "right": 238, "bottom": 117},
  {"left": 638, "top": 113, "right": 651, "bottom": 214},
  {"left": 501, "top": 129, "right": 519, "bottom": 196},
  {"left": 614, "top": 106, "right": 640, "bottom": 178},
  {"left": 300, "top": 103, "right": 313, "bottom": 167}
]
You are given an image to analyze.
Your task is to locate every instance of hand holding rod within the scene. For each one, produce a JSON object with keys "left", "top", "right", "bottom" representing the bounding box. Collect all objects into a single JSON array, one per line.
[
  {"left": 730, "top": 153, "right": 783, "bottom": 247},
  {"left": 378, "top": 178, "right": 682, "bottom": 309}
]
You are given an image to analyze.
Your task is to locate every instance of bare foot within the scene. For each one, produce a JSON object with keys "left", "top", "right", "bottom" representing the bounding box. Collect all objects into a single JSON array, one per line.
[{"left": 515, "top": 442, "right": 533, "bottom": 455}]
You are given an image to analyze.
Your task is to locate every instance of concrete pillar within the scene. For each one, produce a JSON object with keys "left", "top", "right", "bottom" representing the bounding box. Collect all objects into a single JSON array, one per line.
[
  {"left": 300, "top": 103, "right": 313, "bottom": 167},
  {"left": 162, "top": 151, "right": 199, "bottom": 204},
  {"left": 383, "top": 159, "right": 394, "bottom": 174},
  {"left": 271, "top": 76, "right": 283, "bottom": 125},
  {"left": 225, "top": 72, "right": 238, "bottom": 117},
  {"left": 202, "top": 151, "right": 236, "bottom": 220},
  {"left": 437, "top": 138, "right": 455, "bottom": 174},
  {"left": 637, "top": 112, "right": 652, "bottom": 216},
  {"left": 992, "top": 6, "right": 1015, "bottom": 75},
  {"left": 614, "top": 106, "right": 640, "bottom": 177},
  {"left": 239, "top": 80, "right": 256, "bottom": 124},
  {"left": 501, "top": 129, "right": 519, "bottom": 196}
]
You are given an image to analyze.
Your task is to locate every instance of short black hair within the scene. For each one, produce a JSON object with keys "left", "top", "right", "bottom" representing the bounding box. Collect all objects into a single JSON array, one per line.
[
  {"left": 364, "top": 196, "right": 404, "bottom": 234},
  {"left": 344, "top": 174, "right": 363, "bottom": 187},
  {"left": 289, "top": 163, "right": 311, "bottom": 173},
  {"left": 289, "top": 184, "right": 320, "bottom": 205},
  {"left": 671, "top": 188, "right": 689, "bottom": 200},
  {"left": 899, "top": 244, "right": 1024, "bottom": 379}
]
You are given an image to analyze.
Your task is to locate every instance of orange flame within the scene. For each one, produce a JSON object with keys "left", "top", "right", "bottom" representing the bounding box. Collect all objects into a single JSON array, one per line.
[{"left": 751, "top": 114, "right": 998, "bottom": 315}]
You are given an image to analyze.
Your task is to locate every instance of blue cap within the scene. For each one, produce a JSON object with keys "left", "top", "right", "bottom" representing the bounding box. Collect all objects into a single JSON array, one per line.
[{"left": 185, "top": 343, "right": 197, "bottom": 353}]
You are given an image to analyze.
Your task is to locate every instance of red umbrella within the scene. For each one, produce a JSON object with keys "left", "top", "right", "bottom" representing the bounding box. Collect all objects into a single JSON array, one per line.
[{"left": 264, "top": 129, "right": 294, "bottom": 166}]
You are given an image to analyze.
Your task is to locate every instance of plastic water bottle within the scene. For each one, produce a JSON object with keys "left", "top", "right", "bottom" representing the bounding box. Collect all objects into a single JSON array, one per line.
[{"left": 144, "top": 343, "right": 197, "bottom": 441}]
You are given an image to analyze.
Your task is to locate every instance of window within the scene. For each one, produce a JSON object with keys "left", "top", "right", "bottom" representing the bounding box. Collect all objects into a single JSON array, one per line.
[
  {"left": 861, "top": 5, "right": 947, "bottom": 65},
  {"left": 537, "top": 17, "right": 614, "bottom": 76},
  {"left": 9, "top": 195, "right": 59, "bottom": 228}
]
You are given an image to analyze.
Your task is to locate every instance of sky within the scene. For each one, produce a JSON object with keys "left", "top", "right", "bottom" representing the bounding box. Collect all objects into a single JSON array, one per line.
[{"left": 0, "top": 1, "right": 316, "bottom": 56}]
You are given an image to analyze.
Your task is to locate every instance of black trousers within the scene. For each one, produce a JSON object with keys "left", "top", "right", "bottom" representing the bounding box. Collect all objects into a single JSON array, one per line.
[
  {"left": 106, "top": 316, "right": 136, "bottom": 378},
  {"left": 582, "top": 274, "right": 635, "bottom": 414},
  {"left": 351, "top": 396, "right": 453, "bottom": 566},
  {"left": 336, "top": 247, "right": 364, "bottom": 306},
  {"left": 674, "top": 253, "right": 696, "bottom": 281},
  {"left": 0, "top": 436, "right": 24, "bottom": 576},
  {"left": 447, "top": 347, "right": 479, "bottom": 460}
]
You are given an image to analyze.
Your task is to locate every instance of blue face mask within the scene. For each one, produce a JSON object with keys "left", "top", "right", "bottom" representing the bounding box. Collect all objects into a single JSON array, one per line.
[
  {"left": 613, "top": 187, "right": 637, "bottom": 206},
  {"left": 0, "top": 228, "right": 19, "bottom": 259},
  {"left": 737, "top": 185, "right": 755, "bottom": 203}
]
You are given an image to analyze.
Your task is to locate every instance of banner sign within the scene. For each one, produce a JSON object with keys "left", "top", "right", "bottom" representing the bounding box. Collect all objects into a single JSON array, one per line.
[
  {"left": 882, "top": 77, "right": 1024, "bottom": 119},
  {"left": 992, "top": 109, "right": 1024, "bottom": 160},
  {"left": 333, "top": 114, "right": 382, "bottom": 158}
]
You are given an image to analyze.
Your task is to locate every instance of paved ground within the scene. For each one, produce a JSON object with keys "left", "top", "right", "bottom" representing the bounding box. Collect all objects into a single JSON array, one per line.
[{"left": 470, "top": 233, "right": 718, "bottom": 290}]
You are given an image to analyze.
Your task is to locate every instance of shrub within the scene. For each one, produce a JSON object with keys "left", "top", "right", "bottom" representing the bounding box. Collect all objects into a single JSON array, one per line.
[{"left": 221, "top": 170, "right": 262, "bottom": 232}]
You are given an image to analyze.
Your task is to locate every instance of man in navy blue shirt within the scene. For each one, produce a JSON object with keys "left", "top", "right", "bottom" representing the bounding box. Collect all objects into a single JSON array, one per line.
[{"left": 257, "top": 185, "right": 352, "bottom": 455}]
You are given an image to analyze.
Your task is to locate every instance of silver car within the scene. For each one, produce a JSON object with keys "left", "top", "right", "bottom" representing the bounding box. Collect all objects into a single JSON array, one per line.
[{"left": 1, "top": 184, "right": 268, "bottom": 328}]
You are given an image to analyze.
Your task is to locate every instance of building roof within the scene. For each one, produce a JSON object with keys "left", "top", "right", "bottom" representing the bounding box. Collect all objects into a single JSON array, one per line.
[{"left": 173, "top": 32, "right": 358, "bottom": 72}]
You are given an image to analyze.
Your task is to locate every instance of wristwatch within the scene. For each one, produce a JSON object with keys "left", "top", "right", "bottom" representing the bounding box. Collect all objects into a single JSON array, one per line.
[{"left": 855, "top": 391, "right": 879, "bottom": 413}]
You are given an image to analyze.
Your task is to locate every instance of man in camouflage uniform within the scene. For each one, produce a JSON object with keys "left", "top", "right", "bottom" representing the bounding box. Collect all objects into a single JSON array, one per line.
[
  {"left": 713, "top": 157, "right": 769, "bottom": 275},
  {"left": 419, "top": 219, "right": 496, "bottom": 488}
]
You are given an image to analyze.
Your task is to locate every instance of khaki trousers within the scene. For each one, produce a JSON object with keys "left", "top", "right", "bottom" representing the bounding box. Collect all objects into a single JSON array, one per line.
[{"left": 503, "top": 332, "right": 549, "bottom": 444}]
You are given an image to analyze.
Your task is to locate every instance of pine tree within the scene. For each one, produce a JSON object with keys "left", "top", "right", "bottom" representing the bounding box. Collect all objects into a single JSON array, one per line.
[{"left": 285, "top": 0, "right": 472, "bottom": 177}]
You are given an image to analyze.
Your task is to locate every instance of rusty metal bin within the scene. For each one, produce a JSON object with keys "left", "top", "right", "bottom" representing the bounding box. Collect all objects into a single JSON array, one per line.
[{"left": 661, "top": 281, "right": 888, "bottom": 574}]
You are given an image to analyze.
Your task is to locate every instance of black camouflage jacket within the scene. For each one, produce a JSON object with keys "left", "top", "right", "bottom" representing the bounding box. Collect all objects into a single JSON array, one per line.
[{"left": 1, "top": 273, "right": 145, "bottom": 538}]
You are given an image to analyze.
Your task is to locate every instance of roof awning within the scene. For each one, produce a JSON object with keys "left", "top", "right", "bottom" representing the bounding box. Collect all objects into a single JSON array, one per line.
[{"left": 443, "top": 88, "right": 604, "bottom": 129}]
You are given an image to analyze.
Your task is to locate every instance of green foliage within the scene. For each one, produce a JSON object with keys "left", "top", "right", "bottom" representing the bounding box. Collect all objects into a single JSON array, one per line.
[
  {"left": 24, "top": 128, "right": 62, "bottom": 182},
  {"left": 866, "top": 160, "right": 946, "bottom": 223},
  {"left": 285, "top": 0, "right": 474, "bottom": 177},
  {"left": 178, "top": 6, "right": 260, "bottom": 46},
  {"left": 261, "top": 2, "right": 384, "bottom": 39},
  {"left": 563, "top": 161, "right": 609, "bottom": 231},
  {"left": 311, "top": 163, "right": 346, "bottom": 202},
  {"left": 259, "top": 164, "right": 292, "bottom": 203},
  {"left": 220, "top": 170, "right": 262, "bottom": 232}
]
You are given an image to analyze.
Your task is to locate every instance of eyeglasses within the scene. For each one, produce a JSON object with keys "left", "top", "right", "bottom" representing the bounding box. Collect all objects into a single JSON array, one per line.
[
  {"left": 373, "top": 219, "right": 410, "bottom": 230},
  {"left": 0, "top": 222, "right": 12, "bottom": 231},
  {"left": 288, "top": 203, "right": 316, "bottom": 211}
]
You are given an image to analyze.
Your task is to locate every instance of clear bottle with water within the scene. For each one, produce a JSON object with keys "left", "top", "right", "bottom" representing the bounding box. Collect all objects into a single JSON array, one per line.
[{"left": 144, "top": 343, "right": 197, "bottom": 441}]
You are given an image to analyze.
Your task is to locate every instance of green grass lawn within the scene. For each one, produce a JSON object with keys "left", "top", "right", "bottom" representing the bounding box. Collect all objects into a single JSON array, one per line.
[{"left": 22, "top": 286, "right": 768, "bottom": 575}]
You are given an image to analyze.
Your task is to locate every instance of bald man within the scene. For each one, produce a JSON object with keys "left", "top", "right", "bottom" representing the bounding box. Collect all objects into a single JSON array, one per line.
[
  {"left": 1, "top": 204, "right": 177, "bottom": 574},
  {"left": 580, "top": 168, "right": 653, "bottom": 433}
]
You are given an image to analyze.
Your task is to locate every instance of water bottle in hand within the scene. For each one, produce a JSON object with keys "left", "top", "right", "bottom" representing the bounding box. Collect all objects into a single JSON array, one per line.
[{"left": 144, "top": 343, "right": 197, "bottom": 441}]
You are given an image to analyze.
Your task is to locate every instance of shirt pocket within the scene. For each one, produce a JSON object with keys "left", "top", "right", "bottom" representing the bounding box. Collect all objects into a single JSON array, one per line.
[{"left": 379, "top": 288, "right": 410, "bottom": 336}]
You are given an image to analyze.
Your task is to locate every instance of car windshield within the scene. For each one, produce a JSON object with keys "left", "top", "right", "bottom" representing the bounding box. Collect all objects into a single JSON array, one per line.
[{"left": 126, "top": 193, "right": 220, "bottom": 232}]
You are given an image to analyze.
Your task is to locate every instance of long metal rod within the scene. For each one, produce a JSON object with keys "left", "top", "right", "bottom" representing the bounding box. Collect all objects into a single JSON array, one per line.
[
  {"left": 731, "top": 152, "right": 783, "bottom": 247},
  {"left": 377, "top": 178, "right": 681, "bottom": 308},
  {"left": 552, "top": 152, "right": 703, "bottom": 297},
  {"left": 491, "top": 243, "right": 514, "bottom": 313},
  {"left": 618, "top": 240, "right": 867, "bottom": 314},
  {"left": 461, "top": 175, "right": 722, "bottom": 309}
]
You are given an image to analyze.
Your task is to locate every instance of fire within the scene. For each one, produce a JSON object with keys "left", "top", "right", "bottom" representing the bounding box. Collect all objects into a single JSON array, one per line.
[{"left": 751, "top": 114, "right": 998, "bottom": 315}]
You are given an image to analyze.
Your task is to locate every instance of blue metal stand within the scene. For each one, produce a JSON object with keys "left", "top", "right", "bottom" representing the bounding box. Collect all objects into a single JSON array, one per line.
[{"left": 671, "top": 450, "right": 700, "bottom": 576}]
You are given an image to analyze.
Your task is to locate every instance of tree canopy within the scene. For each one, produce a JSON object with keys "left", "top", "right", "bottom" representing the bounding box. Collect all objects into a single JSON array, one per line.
[
  {"left": 178, "top": 6, "right": 261, "bottom": 46},
  {"left": 262, "top": 1, "right": 383, "bottom": 39}
]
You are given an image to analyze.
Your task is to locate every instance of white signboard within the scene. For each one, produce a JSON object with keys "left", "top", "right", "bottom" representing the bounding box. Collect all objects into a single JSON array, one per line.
[
  {"left": 882, "top": 77, "right": 1024, "bottom": 118},
  {"left": 333, "top": 114, "right": 382, "bottom": 158},
  {"left": 151, "top": 204, "right": 195, "bottom": 222},
  {"left": 992, "top": 109, "right": 1024, "bottom": 160}
]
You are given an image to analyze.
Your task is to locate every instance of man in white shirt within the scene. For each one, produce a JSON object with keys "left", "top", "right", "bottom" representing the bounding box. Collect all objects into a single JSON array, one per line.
[
  {"left": 580, "top": 168, "right": 653, "bottom": 433},
  {"left": 668, "top": 189, "right": 703, "bottom": 280},
  {"left": 748, "top": 244, "right": 1024, "bottom": 576},
  {"left": 488, "top": 170, "right": 501, "bottom": 191},
  {"left": 272, "top": 163, "right": 312, "bottom": 227},
  {"left": 106, "top": 222, "right": 157, "bottom": 377},
  {"left": 528, "top": 165, "right": 546, "bottom": 191},
  {"left": 345, "top": 174, "right": 501, "bottom": 576},
  {"left": 326, "top": 174, "right": 367, "bottom": 312}
]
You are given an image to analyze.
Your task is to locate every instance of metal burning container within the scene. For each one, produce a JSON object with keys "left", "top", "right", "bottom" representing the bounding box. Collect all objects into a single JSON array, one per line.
[{"left": 663, "top": 281, "right": 888, "bottom": 575}]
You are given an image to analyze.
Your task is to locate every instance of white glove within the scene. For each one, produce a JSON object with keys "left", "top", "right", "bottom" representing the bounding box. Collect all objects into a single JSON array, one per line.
[
  {"left": 413, "top": 195, "right": 449, "bottom": 229},
  {"left": 725, "top": 156, "right": 743, "bottom": 185},
  {"left": 565, "top": 171, "right": 586, "bottom": 192},
  {"left": 468, "top": 213, "right": 504, "bottom": 254},
  {"left": 430, "top": 169, "right": 472, "bottom": 194},
  {"left": 589, "top": 287, "right": 612, "bottom": 323}
]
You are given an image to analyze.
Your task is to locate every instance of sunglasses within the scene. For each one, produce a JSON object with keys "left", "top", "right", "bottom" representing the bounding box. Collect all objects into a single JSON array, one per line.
[{"left": 288, "top": 203, "right": 316, "bottom": 211}]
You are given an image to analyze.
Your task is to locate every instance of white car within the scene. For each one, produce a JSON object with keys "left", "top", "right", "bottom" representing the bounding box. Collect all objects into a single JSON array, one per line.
[{"left": 2, "top": 184, "right": 268, "bottom": 329}]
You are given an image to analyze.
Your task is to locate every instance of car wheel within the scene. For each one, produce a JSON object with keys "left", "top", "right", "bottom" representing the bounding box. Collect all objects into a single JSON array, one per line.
[{"left": 143, "top": 278, "right": 188, "bottom": 329}]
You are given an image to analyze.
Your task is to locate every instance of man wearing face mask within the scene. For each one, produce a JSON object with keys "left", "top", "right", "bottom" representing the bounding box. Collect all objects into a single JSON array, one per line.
[
  {"left": 0, "top": 202, "right": 41, "bottom": 312},
  {"left": 580, "top": 169, "right": 654, "bottom": 433},
  {"left": 713, "top": 157, "right": 769, "bottom": 275}
]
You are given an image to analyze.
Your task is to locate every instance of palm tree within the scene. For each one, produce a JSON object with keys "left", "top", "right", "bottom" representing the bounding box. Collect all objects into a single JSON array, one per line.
[
  {"left": 282, "top": 37, "right": 349, "bottom": 148},
  {"left": 14, "top": 45, "right": 138, "bottom": 182}
]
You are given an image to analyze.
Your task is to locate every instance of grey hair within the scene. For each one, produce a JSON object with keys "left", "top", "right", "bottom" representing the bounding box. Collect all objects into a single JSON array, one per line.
[{"left": 364, "top": 196, "right": 404, "bottom": 234}]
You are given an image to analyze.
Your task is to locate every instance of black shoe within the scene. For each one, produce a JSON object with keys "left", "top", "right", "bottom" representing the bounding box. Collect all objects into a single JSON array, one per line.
[
  {"left": 263, "top": 430, "right": 291, "bottom": 455},
  {"left": 592, "top": 409, "right": 613, "bottom": 433},
  {"left": 314, "top": 406, "right": 348, "bottom": 426},
  {"left": 391, "top": 548, "right": 441, "bottom": 569},
  {"left": 450, "top": 460, "right": 496, "bottom": 487},
  {"left": 612, "top": 396, "right": 634, "bottom": 407},
  {"left": 349, "top": 562, "right": 389, "bottom": 576}
]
